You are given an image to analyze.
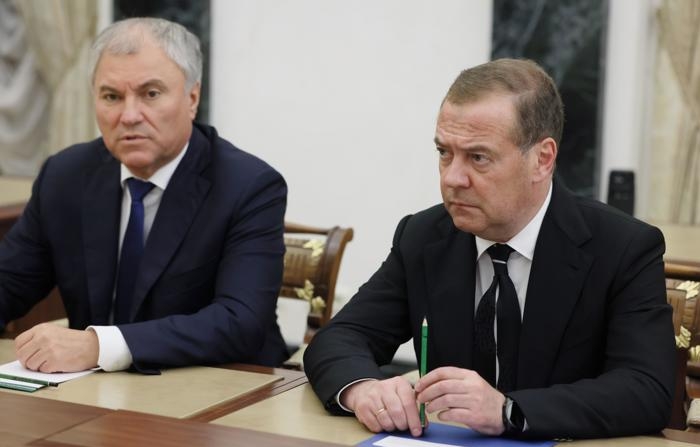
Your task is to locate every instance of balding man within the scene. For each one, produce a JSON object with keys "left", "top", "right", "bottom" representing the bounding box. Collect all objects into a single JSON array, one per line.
[{"left": 305, "top": 58, "right": 674, "bottom": 440}]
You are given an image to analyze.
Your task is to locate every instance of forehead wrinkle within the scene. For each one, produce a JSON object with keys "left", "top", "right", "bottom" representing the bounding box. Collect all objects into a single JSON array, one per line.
[{"left": 436, "top": 120, "right": 504, "bottom": 149}]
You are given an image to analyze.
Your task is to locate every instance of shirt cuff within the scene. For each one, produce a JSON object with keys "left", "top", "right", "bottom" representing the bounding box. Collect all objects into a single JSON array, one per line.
[
  {"left": 87, "top": 325, "right": 133, "bottom": 371},
  {"left": 505, "top": 397, "right": 530, "bottom": 432},
  {"left": 335, "top": 378, "right": 378, "bottom": 413}
]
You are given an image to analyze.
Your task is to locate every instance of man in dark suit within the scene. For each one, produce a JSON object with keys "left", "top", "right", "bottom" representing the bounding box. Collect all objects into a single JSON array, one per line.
[
  {"left": 0, "top": 17, "right": 288, "bottom": 373},
  {"left": 304, "top": 58, "right": 675, "bottom": 439}
]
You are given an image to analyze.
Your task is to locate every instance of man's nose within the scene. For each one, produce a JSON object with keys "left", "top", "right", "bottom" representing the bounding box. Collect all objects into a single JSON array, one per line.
[
  {"left": 119, "top": 97, "right": 143, "bottom": 125},
  {"left": 441, "top": 159, "right": 471, "bottom": 188}
]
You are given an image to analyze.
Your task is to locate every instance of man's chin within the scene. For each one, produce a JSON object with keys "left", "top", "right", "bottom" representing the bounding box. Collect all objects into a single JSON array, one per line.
[
  {"left": 449, "top": 215, "right": 485, "bottom": 235},
  {"left": 121, "top": 157, "right": 157, "bottom": 178}
]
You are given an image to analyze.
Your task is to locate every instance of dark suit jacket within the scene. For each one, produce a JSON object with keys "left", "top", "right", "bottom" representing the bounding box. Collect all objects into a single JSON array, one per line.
[
  {"left": 304, "top": 180, "right": 675, "bottom": 439},
  {"left": 0, "top": 123, "right": 289, "bottom": 369}
]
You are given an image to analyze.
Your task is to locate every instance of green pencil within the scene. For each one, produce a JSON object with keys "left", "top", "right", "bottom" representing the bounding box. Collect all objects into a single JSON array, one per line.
[
  {"left": 419, "top": 317, "right": 428, "bottom": 428},
  {"left": 0, "top": 373, "right": 58, "bottom": 387}
]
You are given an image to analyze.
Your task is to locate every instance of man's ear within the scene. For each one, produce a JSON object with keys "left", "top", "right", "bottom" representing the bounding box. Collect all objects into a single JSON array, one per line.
[
  {"left": 188, "top": 82, "right": 201, "bottom": 120},
  {"left": 532, "top": 137, "right": 557, "bottom": 181}
]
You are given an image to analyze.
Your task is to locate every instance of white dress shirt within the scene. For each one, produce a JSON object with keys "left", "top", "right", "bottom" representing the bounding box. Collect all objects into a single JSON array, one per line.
[{"left": 89, "top": 143, "right": 189, "bottom": 371}]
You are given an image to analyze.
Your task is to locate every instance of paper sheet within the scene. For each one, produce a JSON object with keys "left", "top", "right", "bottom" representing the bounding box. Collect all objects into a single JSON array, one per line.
[{"left": 0, "top": 360, "right": 95, "bottom": 385}]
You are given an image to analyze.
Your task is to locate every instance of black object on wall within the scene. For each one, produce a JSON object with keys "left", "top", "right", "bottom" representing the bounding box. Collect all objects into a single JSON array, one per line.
[{"left": 607, "top": 170, "right": 635, "bottom": 216}]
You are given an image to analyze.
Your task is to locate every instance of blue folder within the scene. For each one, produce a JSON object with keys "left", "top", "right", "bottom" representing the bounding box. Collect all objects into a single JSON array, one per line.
[{"left": 356, "top": 423, "right": 555, "bottom": 447}]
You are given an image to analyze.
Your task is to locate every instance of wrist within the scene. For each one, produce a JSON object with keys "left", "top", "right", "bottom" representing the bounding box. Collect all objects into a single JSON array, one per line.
[{"left": 340, "top": 379, "right": 375, "bottom": 411}]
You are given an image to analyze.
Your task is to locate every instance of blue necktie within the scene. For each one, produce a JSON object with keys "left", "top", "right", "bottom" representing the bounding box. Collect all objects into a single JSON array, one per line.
[
  {"left": 114, "top": 178, "right": 155, "bottom": 324},
  {"left": 473, "top": 243, "right": 521, "bottom": 392}
]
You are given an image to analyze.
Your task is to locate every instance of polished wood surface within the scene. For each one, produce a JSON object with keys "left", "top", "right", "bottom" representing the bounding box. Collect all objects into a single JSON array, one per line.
[
  {"left": 1, "top": 365, "right": 698, "bottom": 446},
  {"left": 29, "top": 410, "right": 345, "bottom": 447},
  {"left": 215, "top": 383, "right": 700, "bottom": 446},
  {"left": 0, "top": 340, "right": 284, "bottom": 420},
  {"left": 27, "top": 366, "right": 279, "bottom": 419},
  {"left": 666, "top": 261, "right": 700, "bottom": 282},
  {"left": 214, "top": 383, "right": 372, "bottom": 445},
  {"left": 0, "top": 392, "right": 110, "bottom": 446},
  {"left": 192, "top": 363, "right": 307, "bottom": 421}
]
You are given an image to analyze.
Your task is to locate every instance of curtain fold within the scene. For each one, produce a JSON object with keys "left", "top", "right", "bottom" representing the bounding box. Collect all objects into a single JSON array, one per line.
[
  {"left": 650, "top": 0, "right": 700, "bottom": 223},
  {"left": 16, "top": 0, "right": 98, "bottom": 158},
  {"left": 0, "top": 0, "right": 49, "bottom": 176}
]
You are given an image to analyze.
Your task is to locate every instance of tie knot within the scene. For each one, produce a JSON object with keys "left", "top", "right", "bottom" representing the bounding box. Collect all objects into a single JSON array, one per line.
[
  {"left": 487, "top": 243, "right": 514, "bottom": 270},
  {"left": 127, "top": 178, "right": 155, "bottom": 203}
]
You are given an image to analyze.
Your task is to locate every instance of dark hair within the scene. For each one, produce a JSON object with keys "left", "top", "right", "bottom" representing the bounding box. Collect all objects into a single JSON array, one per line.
[{"left": 443, "top": 58, "right": 564, "bottom": 150}]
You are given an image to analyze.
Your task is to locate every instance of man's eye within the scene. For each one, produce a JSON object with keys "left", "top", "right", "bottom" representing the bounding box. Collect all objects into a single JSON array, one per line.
[
  {"left": 103, "top": 93, "right": 119, "bottom": 102},
  {"left": 146, "top": 90, "right": 161, "bottom": 99},
  {"left": 471, "top": 153, "right": 488, "bottom": 163},
  {"left": 436, "top": 147, "right": 447, "bottom": 158}
]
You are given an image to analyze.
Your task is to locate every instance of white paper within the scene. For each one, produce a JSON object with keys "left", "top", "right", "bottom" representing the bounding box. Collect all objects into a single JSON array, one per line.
[
  {"left": 374, "top": 435, "right": 462, "bottom": 447},
  {"left": 0, "top": 360, "right": 95, "bottom": 384}
]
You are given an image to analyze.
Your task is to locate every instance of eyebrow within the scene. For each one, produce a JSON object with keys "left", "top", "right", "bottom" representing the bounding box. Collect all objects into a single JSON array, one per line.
[
  {"left": 97, "top": 79, "right": 169, "bottom": 94},
  {"left": 433, "top": 136, "right": 496, "bottom": 155},
  {"left": 138, "top": 79, "right": 169, "bottom": 91}
]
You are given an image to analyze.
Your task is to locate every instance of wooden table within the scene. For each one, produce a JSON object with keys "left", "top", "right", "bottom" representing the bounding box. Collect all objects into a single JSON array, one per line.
[
  {"left": 214, "top": 383, "right": 700, "bottom": 446},
  {"left": 28, "top": 410, "right": 344, "bottom": 447},
  {"left": 0, "top": 339, "right": 311, "bottom": 446},
  {"left": 0, "top": 392, "right": 110, "bottom": 446},
  {"left": 4, "top": 341, "right": 700, "bottom": 446},
  {"left": 0, "top": 340, "right": 294, "bottom": 420}
]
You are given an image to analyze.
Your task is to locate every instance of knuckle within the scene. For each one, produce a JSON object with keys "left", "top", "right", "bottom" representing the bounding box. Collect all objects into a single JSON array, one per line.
[{"left": 386, "top": 406, "right": 403, "bottom": 419}]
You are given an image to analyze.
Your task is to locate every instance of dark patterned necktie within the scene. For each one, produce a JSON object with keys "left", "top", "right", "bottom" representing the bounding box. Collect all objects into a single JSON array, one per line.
[
  {"left": 114, "top": 178, "right": 155, "bottom": 324},
  {"left": 473, "top": 243, "right": 521, "bottom": 392}
]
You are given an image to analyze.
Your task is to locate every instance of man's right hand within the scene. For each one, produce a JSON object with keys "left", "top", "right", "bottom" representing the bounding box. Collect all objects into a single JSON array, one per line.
[
  {"left": 340, "top": 376, "right": 423, "bottom": 437},
  {"left": 15, "top": 323, "right": 99, "bottom": 373}
]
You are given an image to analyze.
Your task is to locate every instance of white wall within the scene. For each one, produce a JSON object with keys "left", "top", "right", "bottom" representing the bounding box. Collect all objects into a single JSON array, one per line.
[
  {"left": 210, "top": 1, "right": 492, "bottom": 296},
  {"left": 599, "top": 0, "right": 656, "bottom": 215}
]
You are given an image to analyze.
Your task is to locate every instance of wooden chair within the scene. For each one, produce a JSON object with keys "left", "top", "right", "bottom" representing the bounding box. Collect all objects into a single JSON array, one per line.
[
  {"left": 665, "top": 261, "right": 700, "bottom": 430},
  {"left": 280, "top": 222, "right": 354, "bottom": 341}
]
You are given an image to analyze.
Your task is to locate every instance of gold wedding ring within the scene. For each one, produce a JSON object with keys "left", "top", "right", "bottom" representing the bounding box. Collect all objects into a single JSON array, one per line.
[{"left": 374, "top": 407, "right": 386, "bottom": 416}]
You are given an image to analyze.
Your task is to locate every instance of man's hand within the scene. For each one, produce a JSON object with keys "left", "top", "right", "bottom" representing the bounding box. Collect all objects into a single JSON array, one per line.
[
  {"left": 15, "top": 323, "right": 99, "bottom": 373},
  {"left": 415, "top": 366, "right": 505, "bottom": 435},
  {"left": 341, "top": 376, "right": 424, "bottom": 437}
]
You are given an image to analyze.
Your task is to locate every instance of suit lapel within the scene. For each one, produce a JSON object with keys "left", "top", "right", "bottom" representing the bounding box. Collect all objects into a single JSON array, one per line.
[
  {"left": 517, "top": 182, "right": 594, "bottom": 389},
  {"left": 424, "top": 217, "right": 476, "bottom": 370},
  {"left": 128, "top": 126, "right": 212, "bottom": 320},
  {"left": 82, "top": 146, "right": 122, "bottom": 325}
]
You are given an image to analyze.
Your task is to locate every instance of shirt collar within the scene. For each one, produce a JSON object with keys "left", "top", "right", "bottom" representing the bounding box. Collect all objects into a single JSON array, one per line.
[
  {"left": 120, "top": 142, "right": 189, "bottom": 190},
  {"left": 474, "top": 181, "right": 553, "bottom": 261}
]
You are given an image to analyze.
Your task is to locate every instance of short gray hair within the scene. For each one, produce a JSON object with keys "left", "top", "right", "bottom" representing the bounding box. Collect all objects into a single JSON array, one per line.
[{"left": 89, "top": 17, "right": 202, "bottom": 91}]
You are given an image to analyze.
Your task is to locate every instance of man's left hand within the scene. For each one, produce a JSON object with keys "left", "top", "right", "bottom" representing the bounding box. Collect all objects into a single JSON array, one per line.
[
  {"left": 414, "top": 366, "right": 505, "bottom": 435},
  {"left": 15, "top": 323, "right": 99, "bottom": 373}
]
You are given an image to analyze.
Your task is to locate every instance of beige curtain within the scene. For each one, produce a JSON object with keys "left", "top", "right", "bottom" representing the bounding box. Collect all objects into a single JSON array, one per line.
[
  {"left": 0, "top": 0, "right": 50, "bottom": 176},
  {"left": 16, "top": 0, "right": 98, "bottom": 157},
  {"left": 649, "top": 0, "right": 700, "bottom": 223}
]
